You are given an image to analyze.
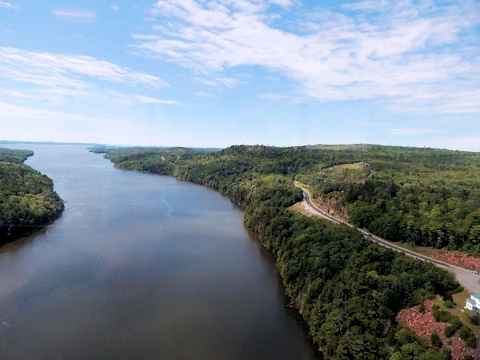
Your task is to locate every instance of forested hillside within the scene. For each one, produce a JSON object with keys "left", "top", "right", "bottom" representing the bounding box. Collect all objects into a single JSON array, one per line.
[
  {"left": 96, "top": 145, "right": 469, "bottom": 359},
  {"left": 0, "top": 148, "right": 33, "bottom": 164},
  {"left": 0, "top": 148, "right": 64, "bottom": 245},
  {"left": 99, "top": 144, "right": 480, "bottom": 252},
  {"left": 301, "top": 145, "right": 480, "bottom": 253}
]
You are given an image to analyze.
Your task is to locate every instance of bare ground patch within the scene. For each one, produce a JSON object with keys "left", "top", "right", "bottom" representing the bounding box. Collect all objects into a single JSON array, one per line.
[{"left": 396, "top": 300, "right": 478, "bottom": 360}]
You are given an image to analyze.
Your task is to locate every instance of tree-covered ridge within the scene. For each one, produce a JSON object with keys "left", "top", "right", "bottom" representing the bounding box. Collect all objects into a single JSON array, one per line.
[
  {"left": 0, "top": 148, "right": 34, "bottom": 164},
  {"left": 101, "top": 144, "right": 480, "bottom": 252},
  {"left": 98, "top": 145, "right": 465, "bottom": 359},
  {"left": 296, "top": 148, "right": 480, "bottom": 253},
  {"left": 0, "top": 149, "right": 64, "bottom": 245}
]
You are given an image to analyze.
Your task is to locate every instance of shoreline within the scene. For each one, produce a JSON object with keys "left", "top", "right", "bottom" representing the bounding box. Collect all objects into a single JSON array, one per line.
[{"left": 0, "top": 151, "right": 65, "bottom": 247}]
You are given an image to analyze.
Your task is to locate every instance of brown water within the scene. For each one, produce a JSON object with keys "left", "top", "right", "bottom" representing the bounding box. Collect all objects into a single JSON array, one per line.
[{"left": 0, "top": 144, "right": 315, "bottom": 360}]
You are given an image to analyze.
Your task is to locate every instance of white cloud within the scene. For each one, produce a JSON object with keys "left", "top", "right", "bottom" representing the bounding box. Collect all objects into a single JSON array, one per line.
[
  {"left": 0, "top": 1, "right": 17, "bottom": 10},
  {"left": 111, "top": 5, "right": 120, "bottom": 11},
  {"left": 0, "top": 89, "right": 32, "bottom": 98},
  {"left": 194, "top": 92, "right": 214, "bottom": 98},
  {"left": 0, "top": 102, "right": 113, "bottom": 123},
  {"left": 134, "top": 95, "right": 179, "bottom": 104},
  {"left": 193, "top": 76, "right": 239, "bottom": 88},
  {"left": 269, "top": 0, "right": 293, "bottom": 8},
  {"left": 341, "top": 0, "right": 390, "bottom": 11},
  {"left": 389, "top": 128, "right": 442, "bottom": 135},
  {"left": 132, "top": 0, "right": 480, "bottom": 114},
  {"left": 52, "top": 9, "right": 96, "bottom": 18},
  {"left": 259, "top": 93, "right": 289, "bottom": 101},
  {"left": 0, "top": 47, "right": 173, "bottom": 106}
]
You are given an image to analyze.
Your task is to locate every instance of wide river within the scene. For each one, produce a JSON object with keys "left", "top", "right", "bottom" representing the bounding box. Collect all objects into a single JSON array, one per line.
[{"left": 0, "top": 145, "right": 315, "bottom": 360}]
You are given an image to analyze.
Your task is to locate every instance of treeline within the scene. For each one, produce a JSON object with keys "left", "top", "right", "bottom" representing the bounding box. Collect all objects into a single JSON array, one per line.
[
  {"left": 298, "top": 147, "right": 480, "bottom": 253},
  {"left": 101, "top": 144, "right": 480, "bottom": 252},
  {"left": 100, "top": 145, "right": 464, "bottom": 359},
  {"left": 0, "top": 148, "right": 33, "bottom": 164},
  {"left": 0, "top": 148, "right": 64, "bottom": 245}
]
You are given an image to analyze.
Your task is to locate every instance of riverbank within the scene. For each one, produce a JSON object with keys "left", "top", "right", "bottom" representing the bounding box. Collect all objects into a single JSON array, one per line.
[{"left": 0, "top": 148, "right": 64, "bottom": 246}]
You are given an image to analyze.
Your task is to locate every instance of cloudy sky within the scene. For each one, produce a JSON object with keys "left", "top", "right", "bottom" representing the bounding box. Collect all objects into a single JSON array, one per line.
[{"left": 1, "top": 0, "right": 479, "bottom": 150}]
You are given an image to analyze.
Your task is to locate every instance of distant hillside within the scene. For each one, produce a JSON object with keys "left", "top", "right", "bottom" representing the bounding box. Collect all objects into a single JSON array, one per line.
[{"left": 100, "top": 144, "right": 480, "bottom": 251}]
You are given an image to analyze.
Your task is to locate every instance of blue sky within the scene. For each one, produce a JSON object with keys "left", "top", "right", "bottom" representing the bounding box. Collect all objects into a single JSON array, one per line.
[{"left": 0, "top": 0, "right": 479, "bottom": 150}]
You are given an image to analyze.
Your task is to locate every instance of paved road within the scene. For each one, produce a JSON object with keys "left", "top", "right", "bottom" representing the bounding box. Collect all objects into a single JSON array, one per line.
[{"left": 297, "top": 185, "right": 480, "bottom": 294}]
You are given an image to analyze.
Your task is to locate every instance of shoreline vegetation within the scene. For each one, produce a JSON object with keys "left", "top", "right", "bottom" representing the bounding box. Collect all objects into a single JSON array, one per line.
[
  {"left": 92, "top": 144, "right": 480, "bottom": 359},
  {"left": 0, "top": 148, "right": 64, "bottom": 246}
]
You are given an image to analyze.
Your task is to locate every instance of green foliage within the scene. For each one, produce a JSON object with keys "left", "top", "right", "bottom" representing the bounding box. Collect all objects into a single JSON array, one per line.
[
  {"left": 0, "top": 148, "right": 33, "bottom": 164},
  {"left": 432, "top": 305, "right": 473, "bottom": 346},
  {"left": 462, "top": 355, "right": 474, "bottom": 360},
  {"left": 431, "top": 332, "right": 442, "bottom": 348},
  {"left": 103, "top": 142, "right": 480, "bottom": 254},
  {"left": 468, "top": 315, "right": 480, "bottom": 326},
  {"left": 444, "top": 300, "right": 454, "bottom": 308},
  {"left": 458, "top": 326, "right": 476, "bottom": 348},
  {"left": 444, "top": 325, "right": 456, "bottom": 337},
  {"left": 395, "top": 328, "right": 417, "bottom": 345},
  {"left": 0, "top": 149, "right": 63, "bottom": 245},
  {"left": 432, "top": 305, "right": 455, "bottom": 323},
  {"left": 104, "top": 145, "right": 463, "bottom": 359},
  {"left": 298, "top": 146, "right": 480, "bottom": 252},
  {"left": 419, "top": 302, "right": 426, "bottom": 313},
  {"left": 451, "top": 318, "right": 464, "bottom": 330},
  {"left": 390, "top": 342, "right": 452, "bottom": 360}
]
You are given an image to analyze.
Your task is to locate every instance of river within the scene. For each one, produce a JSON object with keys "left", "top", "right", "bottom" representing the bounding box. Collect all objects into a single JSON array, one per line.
[{"left": 0, "top": 144, "right": 315, "bottom": 360}]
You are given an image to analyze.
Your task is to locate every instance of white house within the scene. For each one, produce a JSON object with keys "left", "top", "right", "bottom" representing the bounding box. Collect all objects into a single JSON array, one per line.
[{"left": 465, "top": 294, "right": 480, "bottom": 311}]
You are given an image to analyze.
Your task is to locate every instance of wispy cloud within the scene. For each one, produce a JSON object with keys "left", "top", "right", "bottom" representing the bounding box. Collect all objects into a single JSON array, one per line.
[
  {"left": 259, "top": 93, "right": 289, "bottom": 101},
  {"left": 132, "top": 0, "right": 480, "bottom": 114},
  {"left": 390, "top": 128, "right": 442, "bottom": 135},
  {"left": 0, "top": 102, "right": 116, "bottom": 124},
  {"left": 269, "top": 0, "right": 293, "bottom": 8},
  {"left": 52, "top": 9, "right": 96, "bottom": 18},
  {"left": 0, "top": 1, "right": 17, "bottom": 10},
  {"left": 193, "top": 76, "right": 240, "bottom": 89},
  {"left": 0, "top": 102, "right": 176, "bottom": 145},
  {"left": 0, "top": 47, "right": 174, "bottom": 106},
  {"left": 111, "top": 5, "right": 119, "bottom": 11},
  {"left": 134, "top": 95, "right": 179, "bottom": 104},
  {"left": 0, "top": 89, "right": 32, "bottom": 98},
  {"left": 194, "top": 92, "right": 214, "bottom": 98}
]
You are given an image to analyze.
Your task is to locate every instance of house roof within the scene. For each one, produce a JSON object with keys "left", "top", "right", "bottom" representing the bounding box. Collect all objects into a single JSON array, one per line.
[
  {"left": 473, "top": 294, "right": 480, "bottom": 300},
  {"left": 467, "top": 298, "right": 476, "bottom": 305}
]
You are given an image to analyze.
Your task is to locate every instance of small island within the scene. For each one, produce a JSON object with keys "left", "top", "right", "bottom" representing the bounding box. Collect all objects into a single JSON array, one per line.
[{"left": 0, "top": 148, "right": 64, "bottom": 246}]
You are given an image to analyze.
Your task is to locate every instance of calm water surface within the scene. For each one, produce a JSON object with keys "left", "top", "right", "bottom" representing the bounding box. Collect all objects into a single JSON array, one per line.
[{"left": 0, "top": 145, "right": 315, "bottom": 360}]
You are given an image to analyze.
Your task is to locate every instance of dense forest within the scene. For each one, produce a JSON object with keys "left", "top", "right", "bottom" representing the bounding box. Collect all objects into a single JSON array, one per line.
[
  {"left": 0, "top": 148, "right": 64, "bottom": 245},
  {"left": 93, "top": 144, "right": 473, "bottom": 359},
  {"left": 96, "top": 144, "right": 480, "bottom": 252}
]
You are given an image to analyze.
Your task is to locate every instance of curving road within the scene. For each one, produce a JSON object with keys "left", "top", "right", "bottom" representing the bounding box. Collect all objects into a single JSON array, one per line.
[{"left": 296, "top": 185, "right": 480, "bottom": 294}]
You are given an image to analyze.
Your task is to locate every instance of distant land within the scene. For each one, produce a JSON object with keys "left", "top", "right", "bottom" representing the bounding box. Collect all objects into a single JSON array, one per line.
[
  {"left": 3, "top": 139, "right": 477, "bottom": 153},
  {"left": 0, "top": 140, "right": 99, "bottom": 146},
  {"left": 0, "top": 141, "right": 222, "bottom": 153}
]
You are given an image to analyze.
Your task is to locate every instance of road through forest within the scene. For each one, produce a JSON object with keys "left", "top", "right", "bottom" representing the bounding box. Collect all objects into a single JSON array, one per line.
[{"left": 295, "top": 185, "right": 480, "bottom": 294}]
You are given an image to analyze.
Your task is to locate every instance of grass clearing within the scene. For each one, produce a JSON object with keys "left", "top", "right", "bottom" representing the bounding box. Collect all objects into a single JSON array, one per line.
[
  {"left": 334, "top": 163, "right": 365, "bottom": 170},
  {"left": 434, "top": 291, "right": 480, "bottom": 337},
  {"left": 289, "top": 202, "right": 316, "bottom": 217}
]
